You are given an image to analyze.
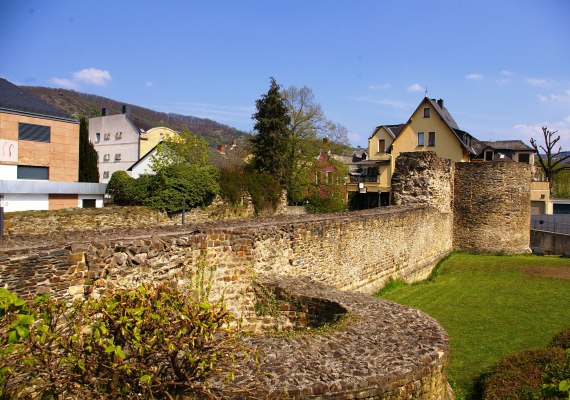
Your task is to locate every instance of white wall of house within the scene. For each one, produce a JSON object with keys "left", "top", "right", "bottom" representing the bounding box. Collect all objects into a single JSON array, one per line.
[
  {"left": 129, "top": 148, "right": 156, "bottom": 178},
  {"left": 0, "top": 164, "right": 17, "bottom": 180},
  {"left": 3, "top": 193, "right": 49, "bottom": 212},
  {"left": 89, "top": 112, "right": 141, "bottom": 183}
]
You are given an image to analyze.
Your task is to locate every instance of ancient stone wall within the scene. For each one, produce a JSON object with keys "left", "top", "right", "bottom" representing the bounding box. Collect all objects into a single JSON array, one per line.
[
  {"left": 454, "top": 161, "right": 531, "bottom": 253},
  {"left": 0, "top": 207, "right": 452, "bottom": 320},
  {"left": 391, "top": 151, "right": 454, "bottom": 213}
]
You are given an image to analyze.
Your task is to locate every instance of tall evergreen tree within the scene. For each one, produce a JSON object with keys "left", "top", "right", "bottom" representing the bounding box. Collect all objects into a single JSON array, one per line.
[
  {"left": 250, "top": 78, "right": 291, "bottom": 185},
  {"left": 78, "top": 116, "right": 100, "bottom": 182}
]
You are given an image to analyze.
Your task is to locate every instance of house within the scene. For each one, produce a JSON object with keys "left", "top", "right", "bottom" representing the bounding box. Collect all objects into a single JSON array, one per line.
[
  {"left": 0, "top": 78, "right": 106, "bottom": 212},
  {"left": 349, "top": 96, "right": 539, "bottom": 209},
  {"left": 89, "top": 107, "right": 144, "bottom": 183},
  {"left": 139, "top": 126, "right": 177, "bottom": 158}
]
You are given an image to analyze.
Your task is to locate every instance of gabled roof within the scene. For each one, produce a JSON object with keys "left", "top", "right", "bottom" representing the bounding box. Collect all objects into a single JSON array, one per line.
[
  {"left": 482, "top": 140, "right": 533, "bottom": 152},
  {"left": 369, "top": 123, "right": 405, "bottom": 140},
  {"left": 0, "top": 78, "right": 76, "bottom": 122}
]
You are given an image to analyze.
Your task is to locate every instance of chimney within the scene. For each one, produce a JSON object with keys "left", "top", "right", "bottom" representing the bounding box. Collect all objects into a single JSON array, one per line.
[
  {"left": 437, "top": 99, "right": 444, "bottom": 109},
  {"left": 101, "top": 107, "right": 107, "bottom": 116},
  {"left": 217, "top": 144, "right": 226, "bottom": 154}
]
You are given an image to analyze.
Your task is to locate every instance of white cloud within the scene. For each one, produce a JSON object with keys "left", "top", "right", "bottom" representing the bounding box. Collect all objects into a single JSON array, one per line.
[
  {"left": 352, "top": 96, "right": 408, "bottom": 108},
  {"left": 496, "top": 79, "right": 511, "bottom": 85},
  {"left": 73, "top": 68, "right": 112, "bottom": 85},
  {"left": 51, "top": 67, "right": 112, "bottom": 90},
  {"left": 525, "top": 77, "right": 554, "bottom": 87},
  {"left": 369, "top": 83, "right": 391, "bottom": 90},
  {"left": 51, "top": 77, "right": 77, "bottom": 90},
  {"left": 537, "top": 89, "right": 570, "bottom": 105},
  {"left": 501, "top": 70, "right": 514, "bottom": 77},
  {"left": 407, "top": 83, "right": 424, "bottom": 93},
  {"left": 514, "top": 116, "right": 570, "bottom": 151},
  {"left": 145, "top": 81, "right": 154, "bottom": 87},
  {"left": 466, "top": 73, "right": 483, "bottom": 81}
]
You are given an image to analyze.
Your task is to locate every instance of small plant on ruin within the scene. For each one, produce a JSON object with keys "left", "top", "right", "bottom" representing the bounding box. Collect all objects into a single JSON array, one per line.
[{"left": 0, "top": 282, "right": 246, "bottom": 399}]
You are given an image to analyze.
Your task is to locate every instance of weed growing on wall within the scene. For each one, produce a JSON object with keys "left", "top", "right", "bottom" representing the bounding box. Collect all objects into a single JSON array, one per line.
[{"left": 0, "top": 281, "right": 246, "bottom": 399}]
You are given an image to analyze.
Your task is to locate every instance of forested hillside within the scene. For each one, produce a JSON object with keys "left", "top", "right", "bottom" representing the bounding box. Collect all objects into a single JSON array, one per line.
[{"left": 21, "top": 86, "right": 251, "bottom": 147}]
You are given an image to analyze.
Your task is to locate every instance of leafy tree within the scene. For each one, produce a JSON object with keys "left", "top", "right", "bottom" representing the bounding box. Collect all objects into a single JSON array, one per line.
[
  {"left": 149, "top": 129, "right": 209, "bottom": 172},
  {"left": 250, "top": 78, "right": 291, "bottom": 185},
  {"left": 143, "top": 164, "right": 220, "bottom": 213},
  {"left": 106, "top": 170, "right": 136, "bottom": 205},
  {"left": 282, "top": 85, "right": 350, "bottom": 202},
  {"left": 78, "top": 116, "right": 99, "bottom": 182},
  {"left": 530, "top": 126, "right": 570, "bottom": 193}
]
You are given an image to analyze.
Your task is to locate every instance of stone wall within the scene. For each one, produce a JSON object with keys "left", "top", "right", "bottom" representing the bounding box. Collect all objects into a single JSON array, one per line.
[
  {"left": 454, "top": 162, "right": 531, "bottom": 253},
  {"left": 391, "top": 151, "right": 454, "bottom": 213},
  {"left": 0, "top": 207, "right": 452, "bottom": 319},
  {"left": 530, "top": 229, "right": 570, "bottom": 256},
  {"left": 216, "top": 275, "right": 450, "bottom": 399}
]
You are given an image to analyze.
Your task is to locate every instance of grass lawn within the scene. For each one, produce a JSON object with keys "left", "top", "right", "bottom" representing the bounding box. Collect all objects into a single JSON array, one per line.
[{"left": 376, "top": 252, "right": 570, "bottom": 400}]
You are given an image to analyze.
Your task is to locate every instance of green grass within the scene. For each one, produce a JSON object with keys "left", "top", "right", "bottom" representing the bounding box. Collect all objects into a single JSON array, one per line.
[{"left": 376, "top": 252, "right": 570, "bottom": 399}]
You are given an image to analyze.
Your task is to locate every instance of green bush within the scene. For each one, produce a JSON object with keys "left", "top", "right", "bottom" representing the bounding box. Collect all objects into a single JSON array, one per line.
[
  {"left": 245, "top": 172, "right": 281, "bottom": 215},
  {"left": 306, "top": 186, "right": 347, "bottom": 214},
  {"left": 106, "top": 170, "right": 137, "bottom": 205},
  {"left": 550, "top": 327, "right": 570, "bottom": 350},
  {"left": 144, "top": 164, "right": 220, "bottom": 214},
  {"left": 0, "top": 282, "right": 243, "bottom": 399},
  {"left": 481, "top": 347, "right": 569, "bottom": 400},
  {"left": 219, "top": 167, "right": 246, "bottom": 206}
]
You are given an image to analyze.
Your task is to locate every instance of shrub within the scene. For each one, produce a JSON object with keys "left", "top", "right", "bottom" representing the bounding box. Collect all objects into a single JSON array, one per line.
[
  {"left": 144, "top": 164, "right": 220, "bottom": 213},
  {"left": 481, "top": 347, "right": 568, "bottom": 400},
  {"left": 550, "top": 327, "right": 570, "bottom": 350},
  {"left": 0, "top": 283, "right": 244, "bottom": 399},
  {"left": 106, "top": 170, "right": 136, "bottom": 205},
  {"left": 306, "top": 186, "right": 347, "bottom": 214},
  {"left": 245, "top": 172, "right": 281, "bottom": 215},
  {"left": 219, "top": 167, "right": 247, "bottom": 206}
]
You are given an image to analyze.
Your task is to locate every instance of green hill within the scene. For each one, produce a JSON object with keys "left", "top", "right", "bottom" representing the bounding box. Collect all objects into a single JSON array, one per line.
[{"left": 21, "top": 86, "right": 251, "bottom": 148}]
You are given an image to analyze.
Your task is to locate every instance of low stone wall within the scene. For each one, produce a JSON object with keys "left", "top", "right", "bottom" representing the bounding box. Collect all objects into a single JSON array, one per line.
[
  {"left": 217, "top": 275, "right": 450, "bottom": 399},
  {"left": 530, "top": 229, "right": 570, "bottom": 255},
  {"left": 0, "top": 206, "right": 452, "bottom": 323}
]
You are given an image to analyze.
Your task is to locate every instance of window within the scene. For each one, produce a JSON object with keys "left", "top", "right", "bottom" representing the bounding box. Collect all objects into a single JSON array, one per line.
[
  {"left": 316, "top": 171, "right": 321, "bottom": 185},
  {"left": 103, "top": 154, "right": 110, "bottom": 162},
  {"left": 518, "top": 153, "right": 530, "bottom": 164},
  {"left": 485, "top": 150, "right": 494, "bottom": 161},
  {"left": 428, "top": 132, "right": 436, "bottom": 147},
  {"left": 103, "top": 171, "right": 109, "bottom": 179},
  {"left": 95, "top": 133, "right": 100, "bottom": 143},
  {"left": 18, "top": 123, "right": 50, "bottom": 143},
  {"left": 326, "top": 171, "right": 333, "bottom": 184},
  {"left": 378, "top": 139, "right": 385, "bottom": 153},
  {"left": 17, "top": 165, "right": 49, "bottom": 180},
  {"left": 104, "top": 133, "right": 111, "bottom": 141},
  {"left": 423, "top": 108, "right": 430, "bottom": 118},
  {"left": 114, "top": 153, "right": 122, "bottom": 162},
  {"left": 115, "top": 131, "right": 123, "bottom": 140},
  {"left": 82, "top": 199, "right": 96, "bottom": 208},
  {"left": 417, "top": 132, "right": 425, "bottom": 146}
]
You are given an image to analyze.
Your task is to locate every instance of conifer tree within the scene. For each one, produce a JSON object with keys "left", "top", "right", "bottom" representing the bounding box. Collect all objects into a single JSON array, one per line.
[
  {"left": 78, "top": 116, "right": 100, "bottom": 182},
  {"left": 250, "top": 77, "right": 291, "bottom": 185}
]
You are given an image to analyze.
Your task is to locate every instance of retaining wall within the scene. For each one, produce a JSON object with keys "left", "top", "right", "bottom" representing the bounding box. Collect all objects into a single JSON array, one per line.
[{"left": 530, "top": 229, "right": 570, "bottom": 255}]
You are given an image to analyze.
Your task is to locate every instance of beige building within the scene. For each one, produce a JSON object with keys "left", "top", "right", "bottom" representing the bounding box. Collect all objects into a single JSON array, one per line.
[
  {"left": 0, "top": 79, "right": 105, "bottom": 211},
  {"left": 139, "top": 126, "right": 177, "bottom": 158}
]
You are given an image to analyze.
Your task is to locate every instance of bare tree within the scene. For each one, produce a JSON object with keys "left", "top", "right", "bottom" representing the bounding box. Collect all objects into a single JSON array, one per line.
[{"left": 530, "top": 126, "right": 570, "bottom": 192}]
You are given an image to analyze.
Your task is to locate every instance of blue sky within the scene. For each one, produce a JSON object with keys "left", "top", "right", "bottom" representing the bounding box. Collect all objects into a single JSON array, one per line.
[{"left": 1, "top": 0, "right": 569, "bottom": 150}]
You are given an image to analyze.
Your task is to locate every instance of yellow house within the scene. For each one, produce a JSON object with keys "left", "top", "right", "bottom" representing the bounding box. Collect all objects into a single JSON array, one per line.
[
  {"left": 349, "top": 96, "right": 540, "bottom": 210},
  {"left": 139, "top": 127, "right": 178, "bottom": 158}
]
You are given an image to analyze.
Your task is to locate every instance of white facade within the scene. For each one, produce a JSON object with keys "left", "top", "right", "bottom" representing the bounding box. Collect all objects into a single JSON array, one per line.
[
  {"left": 128, "top": 147, "right": 157, "bottom": 178},
  {"left": 3, "top": 193, "right": 49, "bottom": 212},
  {"left": 89, "top": 110, "right": 141, "bottom": 183}
]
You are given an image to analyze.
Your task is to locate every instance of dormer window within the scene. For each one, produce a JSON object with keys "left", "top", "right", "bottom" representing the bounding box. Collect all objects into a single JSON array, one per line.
[
  {"left": 424, "top": 108, "right": 430, "bottom": 118},
  {"left": 378, "top": 139, "right": 385, "bottom": 153},
  {"left": 485, "top": 150, "right": 494, "bottom": 161}
]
